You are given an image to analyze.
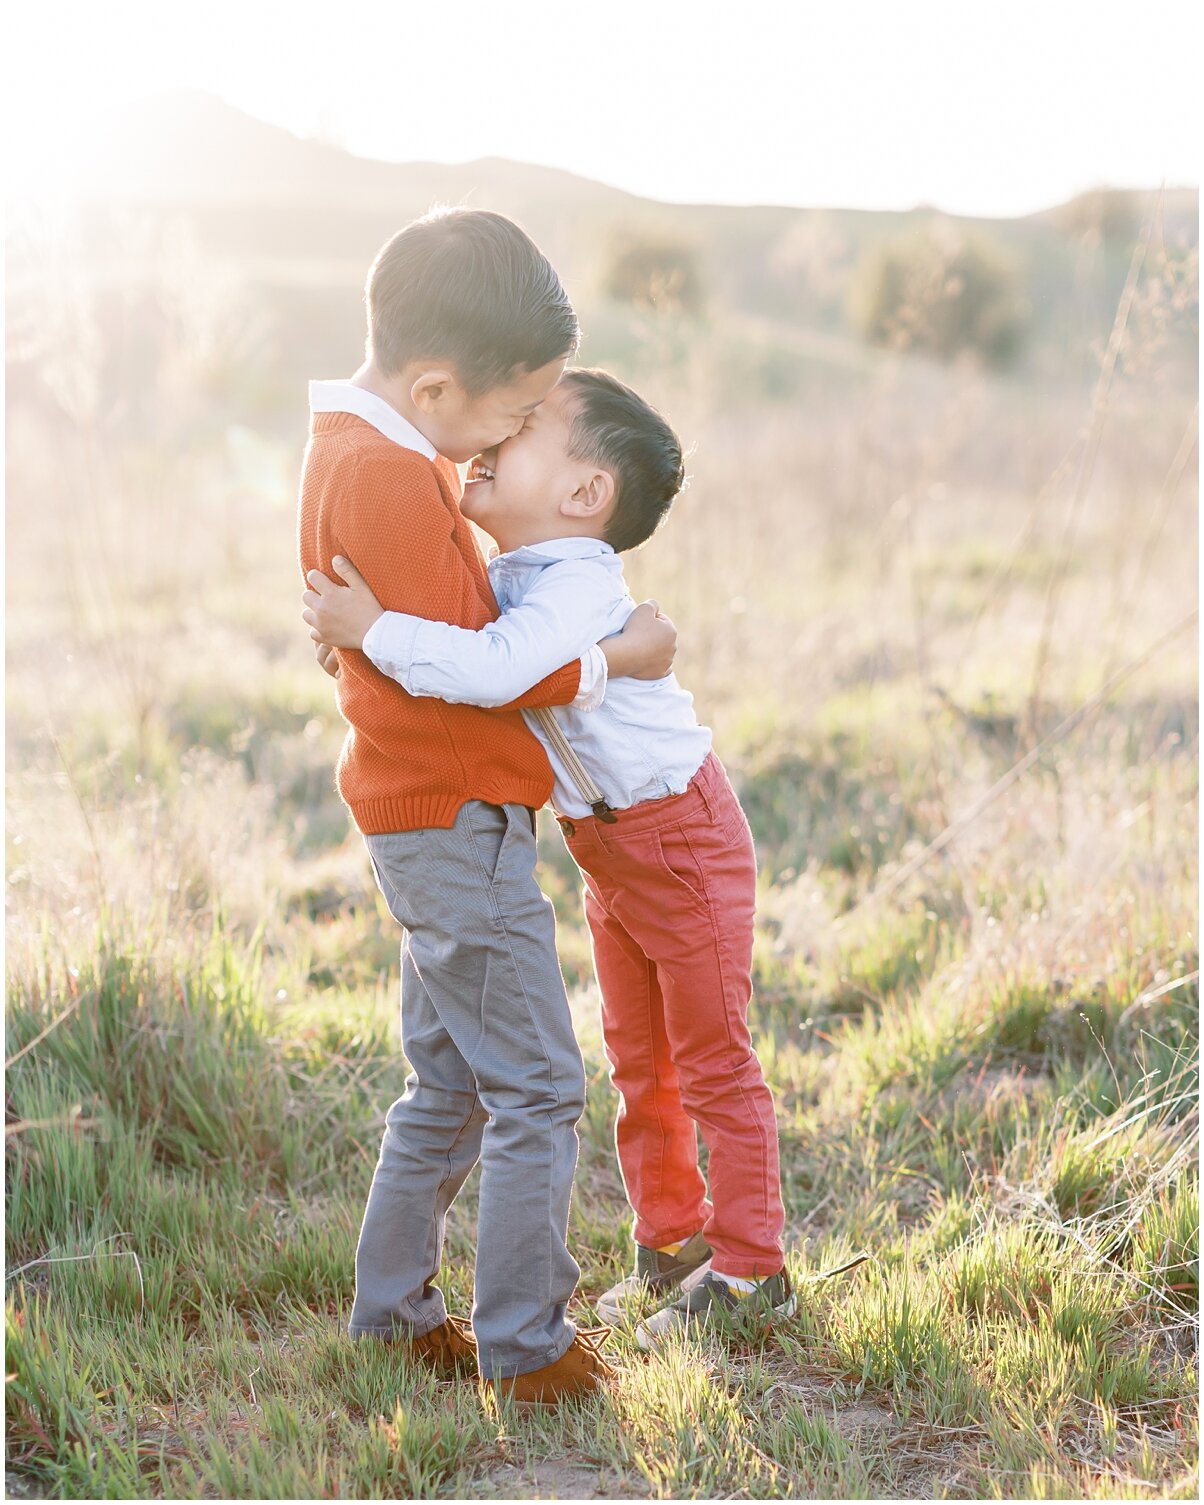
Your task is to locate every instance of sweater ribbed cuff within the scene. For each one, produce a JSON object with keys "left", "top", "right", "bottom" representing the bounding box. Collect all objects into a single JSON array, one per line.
[{"left": 348, "top": 782, "right": 550, "bottom": 834}]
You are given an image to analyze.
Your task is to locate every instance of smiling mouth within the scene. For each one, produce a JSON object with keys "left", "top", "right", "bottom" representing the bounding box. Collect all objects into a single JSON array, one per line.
[{"left": 467, "top": 459, "right": 496, "bottom": 483}]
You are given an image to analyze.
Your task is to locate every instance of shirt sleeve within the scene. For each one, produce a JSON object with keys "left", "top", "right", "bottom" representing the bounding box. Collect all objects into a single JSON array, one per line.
[
  {"left": 572, "top": 646, "right": 608, "bottom": 711},
  {"left": 361, "top": 559, "right": 620, "bottom": 709}
]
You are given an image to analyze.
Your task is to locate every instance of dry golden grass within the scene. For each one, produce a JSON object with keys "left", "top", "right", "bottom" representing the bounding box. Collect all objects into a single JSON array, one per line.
[{"left": 5, "top": 209, "right": 1198, "bottom": 1499}]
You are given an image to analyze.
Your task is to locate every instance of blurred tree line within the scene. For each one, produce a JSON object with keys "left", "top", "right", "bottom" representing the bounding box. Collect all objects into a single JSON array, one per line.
[
  {"left": 848, "top": 225, "right": 1029, "bottom": 366},
  {"left": 8, "top": 138, "right": 1194, "bottom": 434},
  {"left": 598, "top": 188, "right": 1196, "bottom": 384}
]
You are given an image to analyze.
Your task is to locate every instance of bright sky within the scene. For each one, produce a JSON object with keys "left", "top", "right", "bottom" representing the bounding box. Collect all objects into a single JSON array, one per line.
[{"left": 5, "top": 0, "right": 1199, "bottom": 214}]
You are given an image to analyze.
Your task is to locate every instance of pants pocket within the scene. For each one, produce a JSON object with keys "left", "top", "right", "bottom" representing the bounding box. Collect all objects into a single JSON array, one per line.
[
  {"left": 467, "top": 802, "right": 514, "bottom": 886},
  {"left": 363, "top": 830, "right": 426, "bottom": 927},
  {"left": 653, "top": 823, "right": 711, "bottom": 911}
]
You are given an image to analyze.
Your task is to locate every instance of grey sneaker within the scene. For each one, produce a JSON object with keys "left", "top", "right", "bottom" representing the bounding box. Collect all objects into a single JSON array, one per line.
[
  {"left": 634, "top": 1267, "right": 796, "bottom": 1350},
  {"left": 594, "top": 1231, "right": 713, "bottom": 1324}
]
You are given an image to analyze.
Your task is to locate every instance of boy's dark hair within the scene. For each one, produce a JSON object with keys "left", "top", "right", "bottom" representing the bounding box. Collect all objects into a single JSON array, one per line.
[
  {"left": 366, "top": 208, "right": 580, "bottom": 395},
  {"left": 561, "top": 369, "right": 686, "bottom": 553}
]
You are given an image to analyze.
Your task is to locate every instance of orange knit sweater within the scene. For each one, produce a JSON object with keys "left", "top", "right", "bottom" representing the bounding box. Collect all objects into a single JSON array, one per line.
[{"left": 297, "top": 412, "right": 581, "bottom": 833}]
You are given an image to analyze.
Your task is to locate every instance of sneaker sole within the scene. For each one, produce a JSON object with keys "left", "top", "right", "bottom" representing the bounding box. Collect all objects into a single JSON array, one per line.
[{"left": 594, "top": 1280, "right": 641, "bottom": 1326}]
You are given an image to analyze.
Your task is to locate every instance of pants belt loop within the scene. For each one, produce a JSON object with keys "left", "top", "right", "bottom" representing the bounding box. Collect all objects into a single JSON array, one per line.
[{"left": 697, "top": 753, "right": 718, "bottom": 821}]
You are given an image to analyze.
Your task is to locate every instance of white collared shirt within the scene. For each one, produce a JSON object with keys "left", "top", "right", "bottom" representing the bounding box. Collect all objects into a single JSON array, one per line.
[
  {"left": 307, "top": 380, "right": 604, "bottom": 708},
  {"left": 363, "top": 536, "right": 713, "bottom": 817},
  {"left": 309, "top": 379, "right": 438, "bottom": 459}
]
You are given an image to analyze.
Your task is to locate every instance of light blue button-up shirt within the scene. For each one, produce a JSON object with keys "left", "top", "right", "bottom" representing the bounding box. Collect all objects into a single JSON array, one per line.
[{"left": 362, "top": 536, "right": 713, "bottom": 817}]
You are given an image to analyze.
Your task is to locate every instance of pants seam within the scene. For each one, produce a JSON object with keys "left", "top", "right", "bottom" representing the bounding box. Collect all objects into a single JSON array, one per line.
[
  {"left": 643, "top": 953, "right": 668, "bottom": 1230},
  {"left": 399, "top": 930, "right": 484, "bottom": 1315},
  {"left": 682, "top": 805, "right": 778, "bottom": 1267},
  {"left": 587, "top": 879, "right": 706, "bottom": 1249},
  {"left": 425, "top": 1098, "right": 486, "bottom": 1287},
  {"left": 468, "top": 803, "right": 577, "bottom": 1350}
]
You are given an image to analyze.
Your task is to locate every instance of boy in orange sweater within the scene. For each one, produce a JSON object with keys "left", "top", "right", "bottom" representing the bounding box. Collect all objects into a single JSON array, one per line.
[{"left": 297, "top": 209, "right": 673, "bottom": 1407}]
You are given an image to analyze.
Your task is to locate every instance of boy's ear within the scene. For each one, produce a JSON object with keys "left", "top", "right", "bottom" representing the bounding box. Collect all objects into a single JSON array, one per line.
[
  {"left": 561, "top": 469, "right": 615, "bottom": 520},
  {"left": 410, "top": 368, "right": 456, "bottom": 413}
]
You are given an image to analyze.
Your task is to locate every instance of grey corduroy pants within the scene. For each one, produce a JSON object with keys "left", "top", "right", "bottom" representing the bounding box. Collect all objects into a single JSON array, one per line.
[{"left": 347, "top": 800, "right": 585, "bottom": 1378}]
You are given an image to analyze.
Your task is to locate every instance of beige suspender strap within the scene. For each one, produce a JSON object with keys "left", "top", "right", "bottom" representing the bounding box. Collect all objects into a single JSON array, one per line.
[{"left": 530, "top": 707, "right": 618, "bottom": 823}]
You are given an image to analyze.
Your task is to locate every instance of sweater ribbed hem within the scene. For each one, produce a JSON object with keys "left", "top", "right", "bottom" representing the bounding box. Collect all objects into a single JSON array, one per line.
[{"left": 349, "top": 781, "right": 551, "bottom": 834}]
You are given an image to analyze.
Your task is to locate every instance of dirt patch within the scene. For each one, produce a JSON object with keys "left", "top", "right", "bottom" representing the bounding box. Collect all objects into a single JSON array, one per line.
[
  {"left": 486, "top": 1458, "right": 648, "bottom": 1499},
  {"left": 889, "top": 1445, "right": 980, "bottom": 1501},
  {"left": 763, "top": 1371, "right": 900, "bottom": 1441},
  {"left": 759, "top": 1358, "right": 984, "bottom": 1496}
]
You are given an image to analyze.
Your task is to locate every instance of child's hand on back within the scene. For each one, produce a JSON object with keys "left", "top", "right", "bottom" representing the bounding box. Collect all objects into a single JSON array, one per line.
[
  {"left": 602, "top": 600, "right": 678, "bottom": 680},
  {"left": 314, "top": 641, "right": 341, "bottom": 680},
  {"left": 303, "top": 557, "right": 385, "bottom": 649}
]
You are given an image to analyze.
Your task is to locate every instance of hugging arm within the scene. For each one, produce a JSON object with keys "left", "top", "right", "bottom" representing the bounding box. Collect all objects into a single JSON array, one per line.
[
  {"left": 316, "top": 556, "right": 618, "bottom": 707},
  {"left": 304, "top": 554, "right": 677, "bottom": 709},
  {"left": 311, "top": 455, "right": 583, "bottom": 706}
]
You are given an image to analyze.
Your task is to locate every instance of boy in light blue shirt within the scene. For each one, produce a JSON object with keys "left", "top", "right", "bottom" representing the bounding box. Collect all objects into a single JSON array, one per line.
[
  {"left": 304, "top": 369, "right": 789, "bottom": 1343},
  {"left": 363, "top": 534, "right": 713, "bottom": 820}
]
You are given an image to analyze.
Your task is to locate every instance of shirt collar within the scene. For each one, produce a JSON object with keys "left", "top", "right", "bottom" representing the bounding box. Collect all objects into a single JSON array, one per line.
[
  {"left": 492, "top": 536, "right": 617, "bottom": 565},
  {"left": 309, "top": 380, "right": 438, "bottom": 461}
]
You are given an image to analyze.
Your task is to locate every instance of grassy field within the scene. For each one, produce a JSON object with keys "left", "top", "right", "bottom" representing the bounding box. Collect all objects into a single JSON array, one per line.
[{"left": 5, "top": 206, "right": 1200, "bottom": 1499}]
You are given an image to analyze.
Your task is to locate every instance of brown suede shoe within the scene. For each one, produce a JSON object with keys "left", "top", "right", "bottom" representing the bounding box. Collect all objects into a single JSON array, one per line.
[
  {"left": 483, "top": 1326, "right": 617, "bottom": 1410},
  {"left": 406, "top": 1314, "right": 477, "bottom": 1376}
]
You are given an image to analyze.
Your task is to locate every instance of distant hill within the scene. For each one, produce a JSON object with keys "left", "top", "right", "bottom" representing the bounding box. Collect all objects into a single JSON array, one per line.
[
  {"left": 70, "top": 90, "right": 646, "bottom": 217},
  {"left": 71, "top": 89, "right": 1197, "bottom": 223},
  {"left": 10, "top": 90, "right": 1198, "bottom": 414}
]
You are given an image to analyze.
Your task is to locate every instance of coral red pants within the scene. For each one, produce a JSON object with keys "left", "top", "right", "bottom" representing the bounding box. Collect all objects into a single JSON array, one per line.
[{"left": 560, "top": 753, "right": 785, "bottom": 1277}]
